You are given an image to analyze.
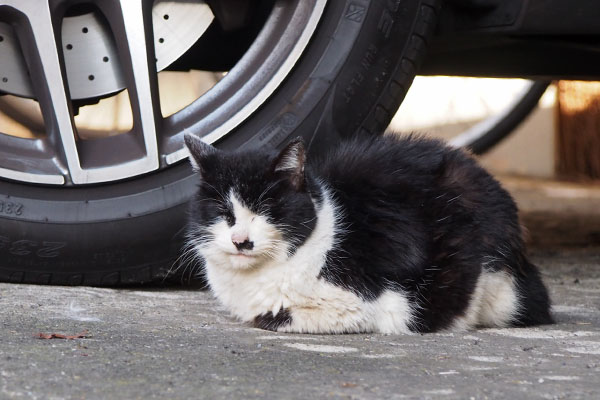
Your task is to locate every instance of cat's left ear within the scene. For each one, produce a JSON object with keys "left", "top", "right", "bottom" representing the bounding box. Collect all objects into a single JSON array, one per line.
[
  {"left": 184, "top": 133, "right": 217, "bottom": 173},
  {"left": 272, "top": 137, "right": 306, "bottom": 191}
]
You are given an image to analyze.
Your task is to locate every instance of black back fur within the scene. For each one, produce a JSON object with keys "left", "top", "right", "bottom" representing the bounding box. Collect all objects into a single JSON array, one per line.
[{"left": 312, "top": 135, "right": 552, "bottom": 331}]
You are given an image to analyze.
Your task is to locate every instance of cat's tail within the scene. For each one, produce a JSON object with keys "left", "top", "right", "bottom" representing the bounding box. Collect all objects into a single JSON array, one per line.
[{"left": 512, "top": 259, "right": 554, "bottom": 326}]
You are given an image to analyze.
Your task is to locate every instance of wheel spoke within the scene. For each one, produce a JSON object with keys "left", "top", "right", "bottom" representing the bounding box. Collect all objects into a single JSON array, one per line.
[{"left": 1, "top": 0, "right": 81, "bottom": 183}]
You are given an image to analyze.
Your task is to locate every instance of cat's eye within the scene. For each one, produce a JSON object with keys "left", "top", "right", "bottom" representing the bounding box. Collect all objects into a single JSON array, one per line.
[{"left": 223, "top": 213, "right": 235, "bottom": 226}]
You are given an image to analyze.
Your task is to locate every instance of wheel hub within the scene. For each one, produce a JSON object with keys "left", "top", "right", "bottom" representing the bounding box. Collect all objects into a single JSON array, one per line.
[{"left": 0, "top": 0, "right": 326, "bottom": 186}]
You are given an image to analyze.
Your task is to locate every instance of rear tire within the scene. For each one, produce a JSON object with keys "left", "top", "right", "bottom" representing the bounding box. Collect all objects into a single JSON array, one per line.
[
  {"left": 0, "top": 0, "right": 441, "bottom": 285},
  {"left": 449, "top": 80, "right": 551, "bottom": 155}
]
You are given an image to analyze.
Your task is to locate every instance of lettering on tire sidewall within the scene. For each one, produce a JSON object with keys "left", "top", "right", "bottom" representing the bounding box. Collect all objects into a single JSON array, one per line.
[
  {"left": 0, "top": 200, "right": 24, "bottom": 216},
  {"left": 0, "top": 236, "right": 66, "bottom": 258}
]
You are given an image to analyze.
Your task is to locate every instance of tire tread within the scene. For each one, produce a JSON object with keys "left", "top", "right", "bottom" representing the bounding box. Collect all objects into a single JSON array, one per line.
[{"left": 363, "top": 0, "right": 441, "bottom": 134}]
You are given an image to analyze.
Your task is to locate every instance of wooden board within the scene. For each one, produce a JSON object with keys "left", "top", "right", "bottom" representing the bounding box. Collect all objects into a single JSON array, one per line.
[{"left": 556, "top": 80, "right": 600, "bottom": 180}]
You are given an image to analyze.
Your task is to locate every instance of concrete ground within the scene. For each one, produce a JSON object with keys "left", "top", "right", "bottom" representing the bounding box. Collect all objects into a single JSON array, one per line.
[{"left": 1, "top": 247, "right": 599, "bottom": 400}]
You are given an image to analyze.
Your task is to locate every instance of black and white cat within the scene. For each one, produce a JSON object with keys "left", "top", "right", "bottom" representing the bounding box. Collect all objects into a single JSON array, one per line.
[{"left": 184, "top": 133, "right": 553, "bottom": 334}]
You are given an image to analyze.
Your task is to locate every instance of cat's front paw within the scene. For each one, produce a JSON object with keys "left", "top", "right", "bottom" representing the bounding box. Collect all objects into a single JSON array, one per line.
[{"left": 252, "top": 308, "right": 293, "bottom": 331}]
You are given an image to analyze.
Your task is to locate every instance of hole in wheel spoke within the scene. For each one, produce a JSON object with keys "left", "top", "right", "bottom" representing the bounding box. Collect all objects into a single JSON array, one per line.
[
  {"left": 73, "top": 89, "right": 149, "bottom": 171},
  {"left": 74, "top": 89, "right": 133, "bottom": 140},
  {"left": 158, "top": 70, "right": 224, "bottom": 118},
  {"left": 0, "top": 95, "right": 61, "bottom": 183},
  {"left": 0, "top": 95, "right": 46, "bottom": 139}
]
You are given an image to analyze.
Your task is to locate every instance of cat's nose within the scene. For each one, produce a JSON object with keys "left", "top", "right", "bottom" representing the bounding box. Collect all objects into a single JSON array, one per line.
[
  {"left": 231, "top": 233, "right": 253, "bottom": 251},
  {"left": 233, "top": 238, "right": 254, "bottom": 251}
]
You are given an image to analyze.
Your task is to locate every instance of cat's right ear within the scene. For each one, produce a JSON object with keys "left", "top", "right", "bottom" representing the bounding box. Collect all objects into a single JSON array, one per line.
[
  {"left": 272, "top": 137, "right": 306, "bottom": 191},
  {"left": 184, "top": 133, "right": 217, "bottom": 174}
]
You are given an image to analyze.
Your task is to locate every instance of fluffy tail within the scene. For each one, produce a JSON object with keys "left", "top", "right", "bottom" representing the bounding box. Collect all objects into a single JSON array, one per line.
[{"left": 512, "top": 259, "right": 554, "bottom": 326}]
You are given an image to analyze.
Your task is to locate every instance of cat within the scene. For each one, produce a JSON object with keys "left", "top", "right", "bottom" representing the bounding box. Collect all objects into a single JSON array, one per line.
[{"left": 183, "top": 133, "right": 553, "bottom": 334}]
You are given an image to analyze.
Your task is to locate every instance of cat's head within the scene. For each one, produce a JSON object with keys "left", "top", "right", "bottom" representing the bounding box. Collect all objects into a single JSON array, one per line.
[{"left": 185, "top": 134, "right": 318, "bottom": 271}]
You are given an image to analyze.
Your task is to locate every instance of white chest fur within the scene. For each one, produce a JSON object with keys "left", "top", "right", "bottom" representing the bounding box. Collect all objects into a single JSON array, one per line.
[{"left": 201, "top": 187, "right": 414, "bottom": 334}]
